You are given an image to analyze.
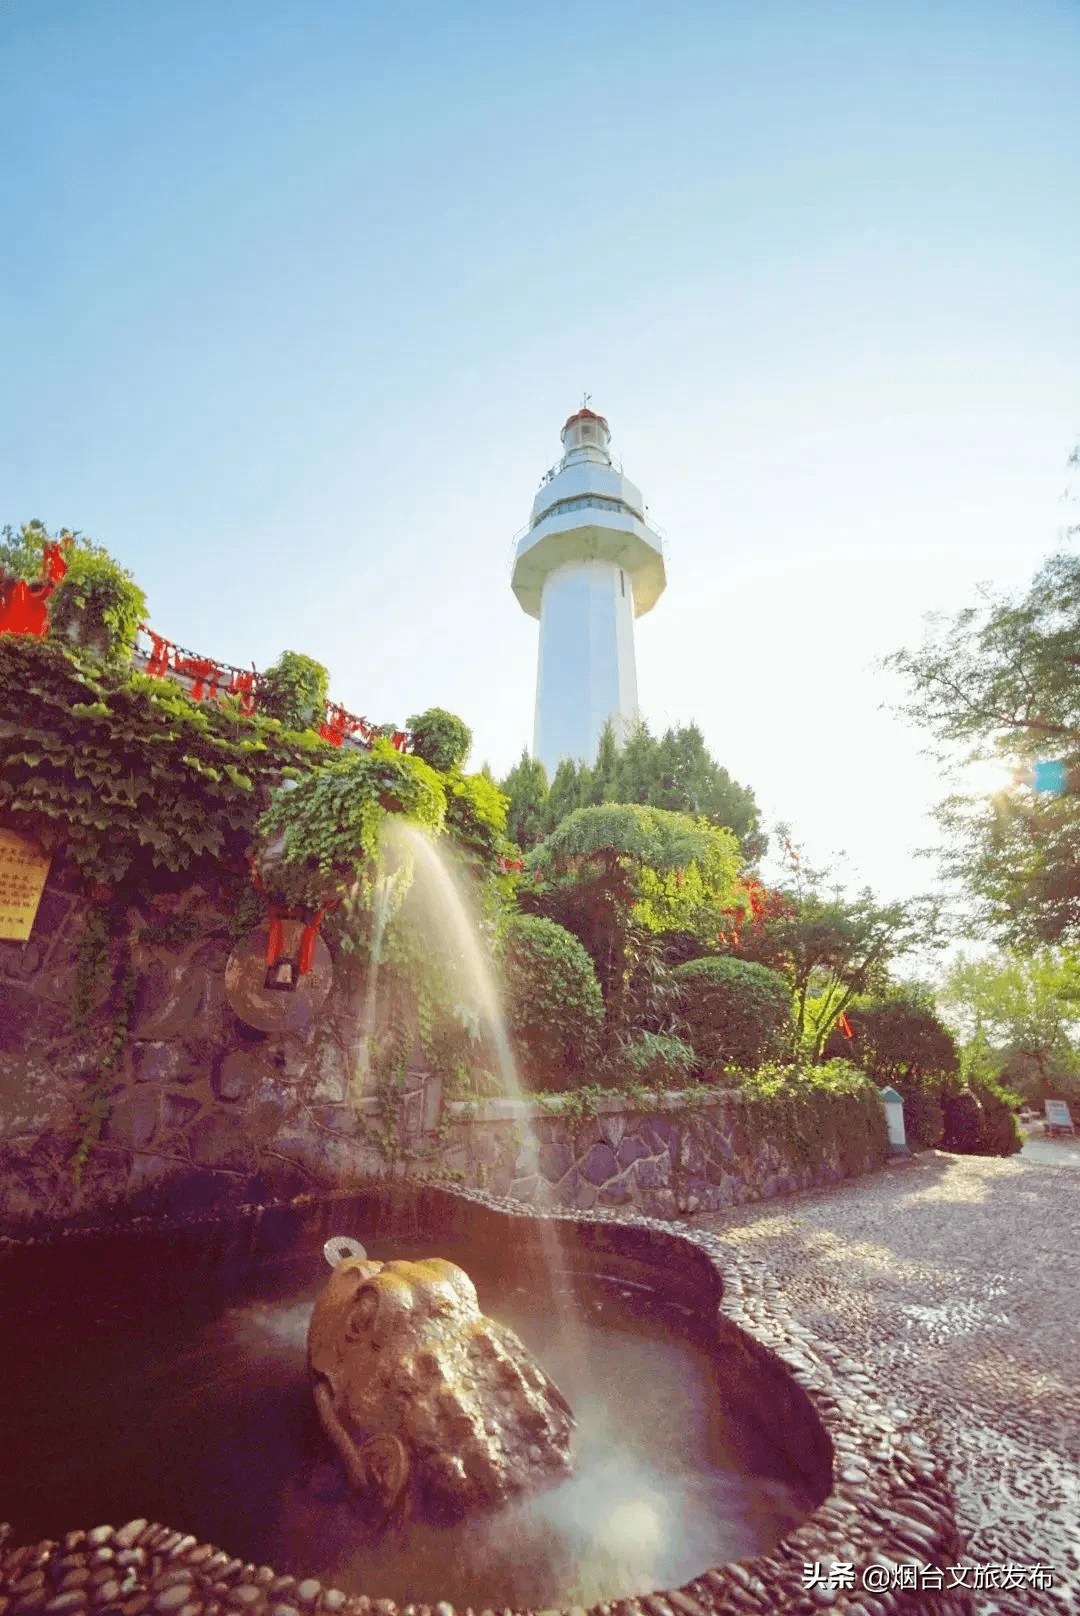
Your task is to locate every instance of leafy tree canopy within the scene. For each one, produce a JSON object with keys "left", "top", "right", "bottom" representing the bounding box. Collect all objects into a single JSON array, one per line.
[
  {"left": 499, "top": 718, "right": 766, "bottom": 859},
  {"left": 728, "top": 836, "right": 943, "bottom": 1061},
  {"left": 522, "top": 803, "right": 743, "bottom": 1024},
  {"left": 886, "top": 549, "right": 1080, "bottom": 947},
  {"left": 936, "top": 947, "right": 1080, "bottom": 1105}
]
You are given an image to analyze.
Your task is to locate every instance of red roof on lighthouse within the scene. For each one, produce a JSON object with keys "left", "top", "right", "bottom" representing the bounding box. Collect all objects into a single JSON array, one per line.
[{"left": 562, "top": 406, "right": 608, "bottom": 432}]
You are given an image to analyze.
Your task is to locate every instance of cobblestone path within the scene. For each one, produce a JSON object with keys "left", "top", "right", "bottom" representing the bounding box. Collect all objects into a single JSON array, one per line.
[{"left": 691, "top": 1147, "right": 1079, "bottom": 1616}]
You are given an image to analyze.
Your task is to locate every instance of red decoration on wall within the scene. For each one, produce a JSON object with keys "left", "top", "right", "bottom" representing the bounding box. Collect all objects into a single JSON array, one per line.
[
  {"left": 0, "top": 538, "right": 70, "bottom": 639},
  {"left": 837, "top": 1011, "right": 854, "bottom": 1039},
  {"left": 144, "top": 631, "right": 174, "bottom": 678},
  {"left": 173, "top": 655, "right": 221, "bottom": 703},
  {"left": 318, "top": 702, "right": 366, "bottom": 748},
  {"left": 133, "top": 622, "right": 405, "bottom": 754},
  {"left": 226, "top": 668, "right": 258, "bottom": 715}
]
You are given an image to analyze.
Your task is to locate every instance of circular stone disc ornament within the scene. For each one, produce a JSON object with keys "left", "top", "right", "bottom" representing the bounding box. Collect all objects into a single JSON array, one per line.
[
  {"left": 323, "top": 1235, "right": 368, "bottom": 1268},
  {"left": 225, "top": 920, "right": 333, "bottom": 1032}
]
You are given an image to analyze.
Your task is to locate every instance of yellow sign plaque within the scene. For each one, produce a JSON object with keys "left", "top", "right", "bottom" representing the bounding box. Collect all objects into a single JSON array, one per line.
[{"left": 0, "top": 827, "right": 53, "bottom": 941}]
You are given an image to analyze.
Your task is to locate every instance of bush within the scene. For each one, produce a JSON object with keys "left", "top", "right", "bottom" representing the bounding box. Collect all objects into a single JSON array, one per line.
[
  {"left": 501, "top": 914, "right": 605, "bottom": 1091},
  {"left": 612, "top": 1031, "right": 696, "bottom": 1090},
  {"left": 834, "top": 995, "right": 959, "bottom": 1084},
  {"left": 894, "top": 1078, "right": 945, "bottom": 1151},
  {"left": 259, "top": 651, "right": 329, "bottom": 730},
  {"left": 408, "top": 708, "right": 473, "bottom": 773},
  {"left": 49, "top": 546, "right": 147, "bottom": 665},
  {"left": 739, "top": 1059, "right": 889, "bottom": 1177},
  {"left": 675, "top": 955, "right": 793, "bottom": 1071},
  {"left": 940, "top": 1082, "right": 1022, "bottom": 1157},
  {"left": 970, "top": 1079, "right": 1023, "bottom": 1156}
]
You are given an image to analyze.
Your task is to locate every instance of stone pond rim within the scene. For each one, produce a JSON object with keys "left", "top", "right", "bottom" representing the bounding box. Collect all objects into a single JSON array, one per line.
[{"left": 0, "top": 1182, "right": 974, "bottom": 1616}]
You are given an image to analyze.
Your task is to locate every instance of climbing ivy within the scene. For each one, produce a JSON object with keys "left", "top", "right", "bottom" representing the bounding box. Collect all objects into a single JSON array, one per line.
[
  {"left": 0, "top": 637, "right": 322, "bottom": 896},
  {"left": 258, "top": 651, "right": 330, "bottom": 732}
]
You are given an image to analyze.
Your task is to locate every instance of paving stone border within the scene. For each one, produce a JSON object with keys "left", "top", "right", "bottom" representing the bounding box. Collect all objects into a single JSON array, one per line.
[{"left": 0, "top": 1184, "right": 975, "bottom": 1616}]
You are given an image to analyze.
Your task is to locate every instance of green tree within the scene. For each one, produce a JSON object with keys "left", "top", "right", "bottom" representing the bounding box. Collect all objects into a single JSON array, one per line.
[
  {"left": 730, "top": 843, "right": 941, "bottom": 1061},
  {"left": 886, "top": 550, "right": 1080, "bottom": 947},
  {"left": 499, "top": 748, "right": 549, "bottom": 850},
  {"left": 543, "top": 757, "right": 585, "bottom": 829},
  {"left": 937, "top": 948, "right": 1080, "bottom": 1106},
  {"left": 499, "top": 718, "right": 766, "bottom": 858},
  {"left": 522, "top": 803, "right": 743, "bottom": 1033},
  {"left": 579, "top": 721, "right": 621, "bottom": 806},
  {"left": 407, "top": 707, "right": 473, "bottom": 773}
]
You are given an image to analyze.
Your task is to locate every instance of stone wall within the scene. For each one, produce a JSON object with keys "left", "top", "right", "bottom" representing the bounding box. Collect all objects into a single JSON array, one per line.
[
  {"left": 440, "top": 1089, "right": 885, "bottom": 1217},
  {"left": 0, "top": 873, "right": 886, "bottom": 1235}
]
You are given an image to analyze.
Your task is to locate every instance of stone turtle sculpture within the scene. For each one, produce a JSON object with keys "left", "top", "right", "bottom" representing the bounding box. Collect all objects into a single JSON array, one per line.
[{"left": 307, "top": 1250, "right": 575, "bottom": 1522}]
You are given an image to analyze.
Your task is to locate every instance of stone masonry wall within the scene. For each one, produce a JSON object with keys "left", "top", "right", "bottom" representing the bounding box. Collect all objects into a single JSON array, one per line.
[
  {"left": 0, "top": 873, "right": 886, "bottom": 1234},
  {"left": 439, "top": 1089, "right": 884, "bottom": 1217}
]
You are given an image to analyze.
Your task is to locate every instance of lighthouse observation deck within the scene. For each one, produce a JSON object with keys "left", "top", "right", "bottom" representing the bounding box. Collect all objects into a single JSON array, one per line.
[{"left": 511, "top": 408, "right": 667, "bottom": 620}]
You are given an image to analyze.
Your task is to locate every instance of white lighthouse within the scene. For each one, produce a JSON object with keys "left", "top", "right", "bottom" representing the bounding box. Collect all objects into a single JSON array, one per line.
[{"left": 511, "top": 407, "right": 667, "bottom": 780}]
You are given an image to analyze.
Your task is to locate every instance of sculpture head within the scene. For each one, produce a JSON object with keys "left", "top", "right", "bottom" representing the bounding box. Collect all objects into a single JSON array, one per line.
[{"left": 308, "top": 1253, "right": 574, "bottom": 1522}]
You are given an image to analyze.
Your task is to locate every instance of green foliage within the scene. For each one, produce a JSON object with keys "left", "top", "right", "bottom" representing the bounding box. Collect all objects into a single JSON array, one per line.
[
  {"left": 675, "top": 955, "right": 793, "bottom": 1071},
  {"left": 937, "top": 948, "right": 1080, "bottom": 1106},
  {"left": 501, "top": 718, "right": 766, "bottom": 859},
  {"left": 45, "top": 541, "right": 147, "bottom": 666},
  {"left": 731, "top": 838, "right": 942, "bottom": 1061},
  {"left": 69, "top": 918, "right": 136, "bottom": 1185},
  {"left": 840, "top": 994, "right": 960, "bottom": 1085},
  {"left": 408, "top": 707, "right": 472, "bottom": 774},
  {"left": 621, "top": 928, "right": 689, "bottom": 1038},
  {"left": 443, "top": 770, "right": 509, "bottom": 872},
  {"left": 530, "top": 802, "right": 742, "bottom": 887},
  {"left": 0, "top": 636, "right": 321, "bottom": 894},
  {"left": 257, "top": 737, "right": 447, "bottom": 908},
  {"left": 893, "top": 1080, "right": 945, "bottom": 1151},
  {"left": 1, "top": 519, "right": 60, "bottom": 579},
  {"left": 258, "top": 651, "right": 329, "bottom": 731},
  {"left": 613, "top": 1030, "right": 697, "bottom": 1090},
  {"left": 523, "top": 803, "right": 742, "bottom": 1025},
  {"left": 499, "top": 748, "right": 549, "bottom": 850},
  {"left": 500, "top": 913, "right": 605, "bottom": 1091},
  {"left": 940, "top": 1078, "right": 1022, "bottom": 1157},
  {"left": 70, "top": 904, "right": 116, "bottom": 1032},
  {"left": 886, "top": 549, "right": 1080, "bottom": 947},
  {"left": 738, "top": 1058, "right": 889, "bottom": 1177}
]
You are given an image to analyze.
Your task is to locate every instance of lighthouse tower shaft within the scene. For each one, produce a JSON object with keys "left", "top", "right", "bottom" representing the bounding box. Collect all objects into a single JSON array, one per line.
[{"left": 511, "top": 409, "right": 666, "bottom": 781}]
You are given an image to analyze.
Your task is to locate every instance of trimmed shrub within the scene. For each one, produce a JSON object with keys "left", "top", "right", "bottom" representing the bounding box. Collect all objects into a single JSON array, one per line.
[
  {"left": 675, "top": 955, "right": 793, "bottom": 1071},
  {"left": 941, "top": 1082, "right": 1022, "bottom": 1157},
  {"left": 970, "top": 1079, "right": 1023, "bottom": 1156},
  {"left": 408, "top": 708, "right": 473, "bottom": 773},
  {"left": 833, "top": 995, "right": 959, "bottom": 1085},
  {"left": 501, "top": 914, "right": 604, "bottom": 1091},
  {"left": 613, "top": 1031, "right": 697, "bottom": 1090}
]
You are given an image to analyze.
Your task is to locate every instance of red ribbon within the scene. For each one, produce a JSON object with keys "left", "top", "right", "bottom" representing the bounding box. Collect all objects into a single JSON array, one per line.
[
  {"left": 227, "top": 668, "right": 257, "bottom": 714},
  {"left": 0, "top": 538, "right": 71, "bottom": 638},
  {"left": 144, "top": 631, "right": 174, "bottom": 678},
  {"left": 173, "top": 654, "right": 221, "bottom": 703}
]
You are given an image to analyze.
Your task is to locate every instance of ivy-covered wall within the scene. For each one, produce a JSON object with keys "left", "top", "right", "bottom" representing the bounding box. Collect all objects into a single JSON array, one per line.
[{"left": 0, "top": 868, "right": 888, "bottom": 1236}]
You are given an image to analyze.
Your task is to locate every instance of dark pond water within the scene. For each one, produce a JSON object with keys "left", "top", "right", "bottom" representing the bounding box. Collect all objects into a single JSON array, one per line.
[{"left": 0, "top": 1234, "right": 811, "bottom": 1608}]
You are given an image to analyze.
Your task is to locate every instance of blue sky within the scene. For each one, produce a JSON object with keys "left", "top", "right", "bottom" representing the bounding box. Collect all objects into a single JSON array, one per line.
[{"left": 3, "top": 0, "right": 1078, "bottom": 918}]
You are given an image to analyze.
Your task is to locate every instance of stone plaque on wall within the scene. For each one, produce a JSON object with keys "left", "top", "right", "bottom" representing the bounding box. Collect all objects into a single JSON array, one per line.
[{"left": 0, "top": 827, "right": 53, "bottom": 941}]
